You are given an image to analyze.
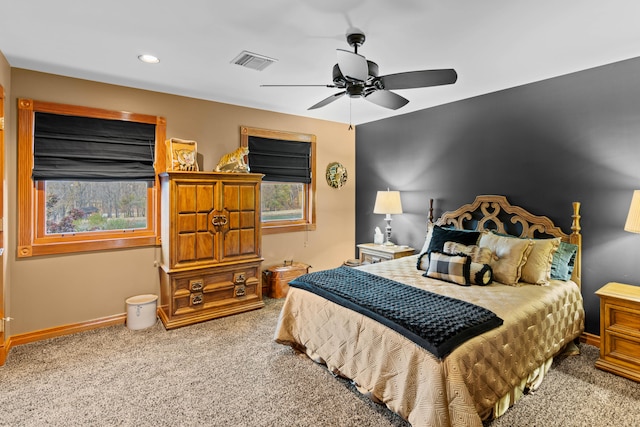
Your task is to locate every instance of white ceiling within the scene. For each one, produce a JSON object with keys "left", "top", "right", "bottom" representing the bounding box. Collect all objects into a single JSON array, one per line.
[{"left": 2, "top": 1, "right": 640, "bottom": 125}]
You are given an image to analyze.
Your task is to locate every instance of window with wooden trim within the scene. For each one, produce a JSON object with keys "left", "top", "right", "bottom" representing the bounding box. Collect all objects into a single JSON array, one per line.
[
  {"left": 17, "top": 99, "right": 166, "bottom": 257},
  {"left": 240, "top": 126, "right": 316, "bottom": 234}
]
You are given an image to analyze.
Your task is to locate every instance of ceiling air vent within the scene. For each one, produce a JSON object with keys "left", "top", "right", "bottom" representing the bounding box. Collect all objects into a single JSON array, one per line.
[{"left": 231, "top": 51, "right": 277, "bottom": 71}]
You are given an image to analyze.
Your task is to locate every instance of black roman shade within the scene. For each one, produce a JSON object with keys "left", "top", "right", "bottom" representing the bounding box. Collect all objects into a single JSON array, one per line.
[
  {"left": 247, "top": 136, "right": 311, "bottom": 183},
  {"left": 33, "top": 112, "right": 156, "bottom": 181}
]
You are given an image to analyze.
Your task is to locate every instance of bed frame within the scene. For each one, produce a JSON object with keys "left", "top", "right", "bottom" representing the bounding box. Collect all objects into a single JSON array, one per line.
[{"left": 428, "top": 195, "right": 582, "bottom": 287}]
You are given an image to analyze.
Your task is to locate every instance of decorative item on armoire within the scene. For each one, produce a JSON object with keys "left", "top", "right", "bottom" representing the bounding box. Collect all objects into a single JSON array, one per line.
[
  {"left": 165, "top": 138, "right": 199, "bottom": 171},
  {"left": 214, "top": 146, "right": 250, "bottom": 172}
]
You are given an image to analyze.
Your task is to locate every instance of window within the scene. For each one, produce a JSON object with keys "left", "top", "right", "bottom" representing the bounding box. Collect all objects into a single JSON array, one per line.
[
  {"left": 241, "top": 126, "right": 316, "bottom": 234},
  {"left": 18, "top": 99, "right": 166, "bottom": 257}
]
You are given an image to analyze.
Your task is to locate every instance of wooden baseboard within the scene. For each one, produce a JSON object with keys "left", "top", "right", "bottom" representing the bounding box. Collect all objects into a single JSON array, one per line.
[
  {"left": 4, "top": 313, "right": 127, "bottom": 363},
  {"left": 581, "top": 332, "right": 600, "bottom": 348},
  {"left": 0, "top": 342, "right": 6, "bottom": 366}
]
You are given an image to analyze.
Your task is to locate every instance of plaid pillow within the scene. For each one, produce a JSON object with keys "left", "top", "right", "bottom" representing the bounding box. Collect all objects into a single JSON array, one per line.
[{"left": 425, "top": 252, "right": 471, "bottom": 286}]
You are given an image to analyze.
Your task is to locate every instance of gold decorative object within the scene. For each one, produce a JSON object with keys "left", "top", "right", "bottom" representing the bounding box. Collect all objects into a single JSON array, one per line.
[
  {"left": 166, "top": 138, "right": 198, "bottom": 171},
  {"left": 214, "top": 146, "right": 250, "bottom": 173},
  {"left": 326, "top": 161, "right": 347, "bottom": 189}
]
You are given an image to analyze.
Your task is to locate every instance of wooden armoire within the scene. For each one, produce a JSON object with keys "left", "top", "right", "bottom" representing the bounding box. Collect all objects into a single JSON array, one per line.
[{"left": 158, "top": 171, "right": 264, "bottom": 329}]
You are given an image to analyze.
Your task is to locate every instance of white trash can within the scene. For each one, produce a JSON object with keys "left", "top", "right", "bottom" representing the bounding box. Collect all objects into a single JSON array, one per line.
[{"left": 125, "top": 294, "right": 158, "bottom": 330}]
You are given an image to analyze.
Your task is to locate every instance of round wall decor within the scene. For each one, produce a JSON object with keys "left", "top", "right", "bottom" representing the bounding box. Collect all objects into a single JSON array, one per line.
[{"left": 326, "top": 162, "right": 347, "bottom": 189}]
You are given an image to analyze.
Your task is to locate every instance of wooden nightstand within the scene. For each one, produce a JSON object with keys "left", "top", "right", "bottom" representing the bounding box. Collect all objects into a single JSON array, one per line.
[
  {"left": 357, "top": 243, "right": 415, "bottom": 264},
  {"left": 595, "top": 282, "right": 640, "bottom": 382}
]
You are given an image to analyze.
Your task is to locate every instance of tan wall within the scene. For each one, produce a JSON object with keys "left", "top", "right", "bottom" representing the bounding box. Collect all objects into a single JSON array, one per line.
[{"left": 7, "top": 69, "right": 355, "bottom": 336}]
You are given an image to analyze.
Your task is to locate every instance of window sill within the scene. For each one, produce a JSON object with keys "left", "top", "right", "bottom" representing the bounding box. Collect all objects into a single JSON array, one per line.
[{"left": 18, "top": 235, "right": 159, "bottom": 258}]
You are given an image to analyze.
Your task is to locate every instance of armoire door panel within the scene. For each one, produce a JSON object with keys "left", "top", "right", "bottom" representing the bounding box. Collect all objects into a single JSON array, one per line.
[
  {"left": 196, "top": 184, "right": 215, "bottom": 211},
  {"left": 224, "top": 230, "right": 240, "bottom": 256},
  {"left": 228, "top": 211, "right": 240, "bottom": 229},
  {"left": 178, "top": 213, "right": 196, "bottom": 232},
  {"left": 177, "top": 233, "right": 196, "bottom": 262},
  {"left": 223, "top": 185, "right": 240, "bottom": 211},
  {"left": 196, "top": 212, "right": 210, "bottom": 231},
  {"left": 196, "top": 232, "right": 215, "bottom": 260},
  {"left": 177, "top": 185, "right": 196, "bottom": 211},
  {"left": 240, "top": 211, "right": 255, "bottom": 228},
  {"left": 240, "top": 186, "right": 256, "bottom": 210},
  {"left": 240, "top": 229, "right": 256, "bottom": 254}
]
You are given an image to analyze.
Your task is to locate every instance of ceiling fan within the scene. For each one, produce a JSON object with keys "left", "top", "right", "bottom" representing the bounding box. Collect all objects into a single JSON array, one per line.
[{"left": 261, "top": 28, "right": 458, "bottom": 111}]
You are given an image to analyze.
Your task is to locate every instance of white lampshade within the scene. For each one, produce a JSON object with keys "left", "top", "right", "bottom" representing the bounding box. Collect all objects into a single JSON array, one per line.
[
  {"left": 624, "top": 190, "right": 640, "bottom": 233},
  {"left": 373, "top": 190, "right": 403, "bottom": 214}
]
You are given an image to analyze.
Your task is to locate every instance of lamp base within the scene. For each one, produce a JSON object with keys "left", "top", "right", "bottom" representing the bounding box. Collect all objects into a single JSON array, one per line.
[{"left": 383, "top": 215, "right": 395, "bottom": 247}]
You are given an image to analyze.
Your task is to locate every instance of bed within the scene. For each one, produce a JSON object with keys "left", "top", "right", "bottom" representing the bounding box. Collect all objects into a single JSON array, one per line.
[{"left": 274, "top": 195, "right": 585, "bottom": 427}]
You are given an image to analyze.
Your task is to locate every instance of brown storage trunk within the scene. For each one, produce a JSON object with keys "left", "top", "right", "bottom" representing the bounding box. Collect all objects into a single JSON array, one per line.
[{"left": 263, "top": 261, "right": 310, "bottom": 298}]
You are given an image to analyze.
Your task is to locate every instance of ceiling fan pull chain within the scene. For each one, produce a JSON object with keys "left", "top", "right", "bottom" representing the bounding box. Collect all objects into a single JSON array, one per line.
[{"left": 348, "top": 99, "right": 353, "bottom": 130}]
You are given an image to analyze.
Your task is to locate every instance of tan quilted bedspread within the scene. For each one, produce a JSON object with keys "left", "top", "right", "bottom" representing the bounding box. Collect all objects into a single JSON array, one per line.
[{"left": 274, "top": 255, "right": 585, "bottom": 427}]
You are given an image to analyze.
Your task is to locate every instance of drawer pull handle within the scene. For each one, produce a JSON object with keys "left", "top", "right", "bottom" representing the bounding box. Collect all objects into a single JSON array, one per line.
[
  {"left": 212, "top": 214, "right": 228, "bottom": 227},
  {"left": 190, "top": 280, "right": 204, "bottom": 292},
  {"left": 235, "top": 284, "right": 246, "bottom": 297},
  {"left": 191, "top": 293, "right": 203, "bottom": 306},
  {"left": 234, "top": 273, "right": 246, "bottom": 297}
]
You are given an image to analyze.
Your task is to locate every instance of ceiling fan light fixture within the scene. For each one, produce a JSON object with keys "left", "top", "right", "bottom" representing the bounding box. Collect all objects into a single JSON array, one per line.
[{"left": 138, "top": 54, "right": 160, "bottom": 64}]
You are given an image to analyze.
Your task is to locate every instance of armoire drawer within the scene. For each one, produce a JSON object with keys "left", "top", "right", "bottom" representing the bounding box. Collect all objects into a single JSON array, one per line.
[{"left": 159, "top": 260, "right": 263, "bottom": 329}]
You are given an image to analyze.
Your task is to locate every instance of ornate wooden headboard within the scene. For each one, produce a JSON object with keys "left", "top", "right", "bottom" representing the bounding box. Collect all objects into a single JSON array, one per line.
[{"left": 430, "top": 195, "right": 582, "bottom": 287}]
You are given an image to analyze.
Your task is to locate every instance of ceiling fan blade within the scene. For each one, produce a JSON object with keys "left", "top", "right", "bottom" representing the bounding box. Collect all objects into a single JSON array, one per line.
[
  {"left": 379, "top": 69, "right": 458, "bottom": 90},
  {"left": 261, "top": 84, "right": 336, "bottom": 87},
  {"left": 308, "top": 91, "right": 346, "bottom": 110},
  {"left": 364, "top": 90, "right": 409, "bottom": 110},
  {"left": 337, "top": 49, "right": 368, "bottom": 82}
]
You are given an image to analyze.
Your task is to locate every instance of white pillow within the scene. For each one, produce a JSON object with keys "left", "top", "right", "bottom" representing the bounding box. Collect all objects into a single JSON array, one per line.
[{"left": 419, "top": 222, "right": 434, "bottom": 254}]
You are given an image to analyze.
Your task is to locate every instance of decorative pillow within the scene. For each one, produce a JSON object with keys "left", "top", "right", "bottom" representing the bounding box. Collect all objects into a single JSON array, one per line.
[
  {"left": 520, "top": 237, "right": 561, "bottom": 285},
  {"left": 443, "top": 241, "right": 493, "bottom": 264},
  {"left": 424, "top": 252, "right": 471, "bottom": 286},
  {"left": 470, "top": 262, "right": 493, "bottom": 285},
  {"left": 478, "top": 232, "right": 533, "bottom": 285},
  {"left": 417, "top": 251, "right": 430, "bottom": 271},
  {"left": 419, "top": 222, "right": 434, "bottom": 254},
  {"left": 426, "top": 226, "right": 480, "bottom": 254},
  {"left": 550, "top": 241, "right": 578, "bottom": 281}
]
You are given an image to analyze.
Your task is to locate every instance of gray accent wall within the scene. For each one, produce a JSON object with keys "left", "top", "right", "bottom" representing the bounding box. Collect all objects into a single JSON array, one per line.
[{"left": 356, "top": 56, "right": 640, "bottom": 335}]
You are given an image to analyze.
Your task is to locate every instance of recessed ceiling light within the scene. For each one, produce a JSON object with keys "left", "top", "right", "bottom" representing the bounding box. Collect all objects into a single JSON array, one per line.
[{"left": 138, "top": 54, "right": 160, "bottom": 64}]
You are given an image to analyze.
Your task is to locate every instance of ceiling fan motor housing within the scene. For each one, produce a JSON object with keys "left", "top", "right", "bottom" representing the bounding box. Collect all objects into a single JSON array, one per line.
[{"left": 332, "top": 61, "right": 379, "bottom": 87}]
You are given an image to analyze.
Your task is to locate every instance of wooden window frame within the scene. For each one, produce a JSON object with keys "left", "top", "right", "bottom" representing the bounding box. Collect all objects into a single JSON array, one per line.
[
  {"left": 240, "top": 126, "right": 316, "bottom": 235},
  {"left": 17, "top": 99, "right": 166, "bottom": 257}
]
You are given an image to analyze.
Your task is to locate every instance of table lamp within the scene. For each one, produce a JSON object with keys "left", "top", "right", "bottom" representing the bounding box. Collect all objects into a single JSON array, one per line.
[
  {"left": 624, "top": 190, "right": 640, "bottom": 233},
  {"left": 373, "top": 189, "right": 403, "bottom": 246}
]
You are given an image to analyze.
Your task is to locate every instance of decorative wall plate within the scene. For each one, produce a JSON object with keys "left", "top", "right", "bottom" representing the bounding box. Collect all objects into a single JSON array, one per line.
[{"left": 326, "top": 162, "right": 347, "bottom": 189}]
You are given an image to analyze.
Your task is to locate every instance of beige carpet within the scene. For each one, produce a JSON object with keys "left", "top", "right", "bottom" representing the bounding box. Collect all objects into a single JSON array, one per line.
[{"left": 1, "top": 297, "right": 638, "bottom": 426}]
